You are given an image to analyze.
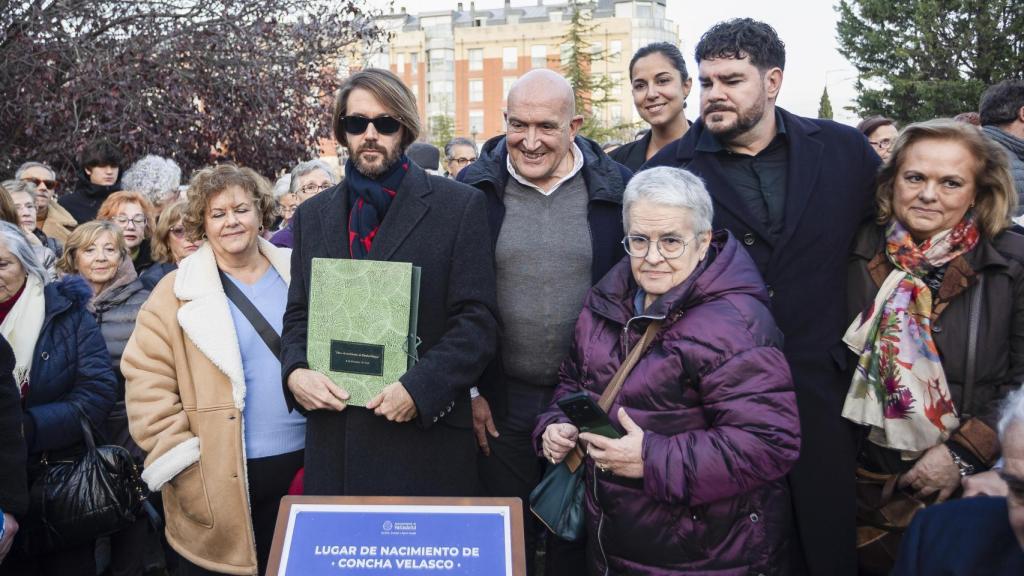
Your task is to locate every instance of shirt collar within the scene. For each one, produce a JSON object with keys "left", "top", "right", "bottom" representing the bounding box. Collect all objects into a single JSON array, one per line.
[
  {"left": 696, "top": 108, "right": 787, "bottom": 154},
  {"left": 506, "top": 142, "right": 585, "bottom": 196}
]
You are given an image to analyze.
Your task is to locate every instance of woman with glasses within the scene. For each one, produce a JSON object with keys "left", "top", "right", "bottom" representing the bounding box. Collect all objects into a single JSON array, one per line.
[
  {"left": 858, "top": 116, "right": 900, "bottom": 162},
  {"left": 139, "top": 200, "right": 204, "bottom": 290},
  {"left": 1, "top": 180, "right": 59, "bottom": 279},
  {"left": 97, "top": 190, "right": 156, "bottom": 275},
  {"left": 534, "top": 166, "right": 800, "bottom": 575},
  {"left": 270, "top": 159, "right": 338, "bottom": 248},
  {"left": 15, "top": 161, "right": 77, "bottom": 243}
]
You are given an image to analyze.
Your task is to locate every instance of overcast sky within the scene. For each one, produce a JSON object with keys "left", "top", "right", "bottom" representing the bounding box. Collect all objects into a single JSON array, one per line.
[{"left": 370, "top": 0, "right": 862, "bottom": 125}]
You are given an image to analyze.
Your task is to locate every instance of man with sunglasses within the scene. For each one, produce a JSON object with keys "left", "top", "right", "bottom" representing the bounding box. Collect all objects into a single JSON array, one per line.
[
  {"left": 457, "top": 68, "right": 631, "bottom": 575},
  {"left": 15, "top": 161, "right": 77, "bottom": 243},
  {"left": 280, "top": 68, "right": 499, "bottom": 499},
  {"left": 892, "top": 386, "right": 1024, "bottom": 574}
]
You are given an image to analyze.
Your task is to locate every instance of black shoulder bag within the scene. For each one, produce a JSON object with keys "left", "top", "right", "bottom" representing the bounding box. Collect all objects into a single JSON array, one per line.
[{"left": 219, "top": 270, "right": 281, "bottom": 357}]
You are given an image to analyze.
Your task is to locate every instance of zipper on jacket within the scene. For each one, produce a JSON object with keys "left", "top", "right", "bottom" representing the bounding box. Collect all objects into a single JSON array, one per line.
[{"left": 594, "top": 472, "right": 611, "bottom": 575}]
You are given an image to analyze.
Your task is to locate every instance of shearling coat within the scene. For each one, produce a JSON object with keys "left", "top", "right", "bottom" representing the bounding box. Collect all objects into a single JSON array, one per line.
[{"left": 122, "top": 239, "right": 291, "bottom": 576}]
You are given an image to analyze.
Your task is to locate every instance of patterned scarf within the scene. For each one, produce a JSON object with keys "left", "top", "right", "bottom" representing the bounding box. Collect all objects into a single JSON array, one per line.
[
  {"left": 345, "top": 155, "right": 409, "bottom": 259},
  {"left": 842, "top": 216, "right": 980, "bottom": 453}
]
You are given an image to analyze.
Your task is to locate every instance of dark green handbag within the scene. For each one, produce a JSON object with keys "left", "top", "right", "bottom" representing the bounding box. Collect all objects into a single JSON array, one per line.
[{"left": 528, "top": 319, "right": 662, "bottom": 542}]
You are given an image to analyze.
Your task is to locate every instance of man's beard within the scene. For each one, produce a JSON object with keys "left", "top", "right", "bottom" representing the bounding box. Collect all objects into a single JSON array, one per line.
[
  {"left": 353, "top": 142, "right": 401, "bottom": 179},
  {"left": 703, "top": 97, "right": 766, "bottom": 143}
]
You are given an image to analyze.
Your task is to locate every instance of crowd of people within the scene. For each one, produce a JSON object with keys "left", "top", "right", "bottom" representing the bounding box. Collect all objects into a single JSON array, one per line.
[{"left": 1, "top": 15, "right": 1024, "bottom": 576}]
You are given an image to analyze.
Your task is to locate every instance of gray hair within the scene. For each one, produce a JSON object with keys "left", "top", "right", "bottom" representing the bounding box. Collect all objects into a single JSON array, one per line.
[
  {"left": 622, "top": 166, "right": 714, "bottom": 234},
  {"left": 998, "top": 387, "right": 1024, "bottom": 442},
  {"left": 122, "top": 155, "right": 183, "bottom": 205},
  {"left": 272, "top": 174, "right": 292, "bottom": 200},
  {"left": 288, "top": 159, "right": 337, "bottom": 195},
  {"left": 1, "top": 179, "right": 36, "bottom": 200},
  {"left": 14, "top": 161, "right": 55, "bottom": 180},
  {"left": 0, "top": 221, "right": 48, "bottom": 285},
  {"left": 444, "top": 137, "right": 477, "bottom": 159}
]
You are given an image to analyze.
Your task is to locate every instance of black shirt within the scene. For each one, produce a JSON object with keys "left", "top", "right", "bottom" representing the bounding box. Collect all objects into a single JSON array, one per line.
[{"left": 696, "top": 109, "right": 789, "bottom": 240}]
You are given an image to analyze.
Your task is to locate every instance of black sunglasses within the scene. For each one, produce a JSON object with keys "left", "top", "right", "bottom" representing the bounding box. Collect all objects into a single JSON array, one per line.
[{"left": 341, "top": 115, "right": 402, "bottom": 135}]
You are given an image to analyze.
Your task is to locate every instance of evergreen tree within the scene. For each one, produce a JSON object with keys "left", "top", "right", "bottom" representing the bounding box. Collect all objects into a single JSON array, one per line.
[
  {"left": 818, "top": 86, "right": 834, "bottom": 119},
  {"left": 429, "top": 114, "right": 455, "bottom": 154},
  {"left": 836, "top": 0, "right": 1023, "bottom": 123},
  {"left": 561, "top": 0, "right": 621, "bottom": 142}
]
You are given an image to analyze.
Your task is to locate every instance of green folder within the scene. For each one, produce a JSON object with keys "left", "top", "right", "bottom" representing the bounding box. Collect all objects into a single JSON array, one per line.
[{"left": 307, "top": 258, "right": 421, "bottom": 407}]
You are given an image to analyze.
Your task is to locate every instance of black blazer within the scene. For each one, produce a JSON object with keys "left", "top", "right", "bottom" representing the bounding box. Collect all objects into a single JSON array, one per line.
[
  {"left": 644, "top": 107, "right": 881, "bottom": 576},
  {"left": 281, "top": 161, "right": 499, "bottom": 429}
]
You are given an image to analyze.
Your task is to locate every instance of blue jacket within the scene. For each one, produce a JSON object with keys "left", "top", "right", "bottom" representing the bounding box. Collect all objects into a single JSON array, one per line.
[
  {"left": 457, "top": 134, "right": 630, "bottom": 417},
  {"left": 23, "top": 276, "right": 117, "bottom": 454},
  {"left": 893, "top": 496, "right": 1024, "bottom": 575}
]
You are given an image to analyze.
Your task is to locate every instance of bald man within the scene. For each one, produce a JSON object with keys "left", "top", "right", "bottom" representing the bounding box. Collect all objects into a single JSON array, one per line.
[{"left": 458, "top": 69, "right": 631, "bottom": 575}]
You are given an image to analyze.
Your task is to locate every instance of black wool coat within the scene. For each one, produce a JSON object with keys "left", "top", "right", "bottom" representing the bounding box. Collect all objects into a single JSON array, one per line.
[
  {"left": 645, "top": 108, "right": 881, "bottom": 576},
  {"left": 0, "top": 336, "right": 28, "bottom": 516},
  {"left": 281, "top": 161, "right": 499, "bottom": 497}
]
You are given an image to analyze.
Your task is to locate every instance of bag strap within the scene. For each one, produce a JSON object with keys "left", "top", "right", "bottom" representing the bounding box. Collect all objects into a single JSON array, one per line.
[
  {"left": 566, "top": 319, "right": 663, "bottom": 472},
  {"left": 961, "top": 275, "right": 984, "bottom": 419},
  {"left": 219, "top": 270, "right": 281, "bottom": 359}
]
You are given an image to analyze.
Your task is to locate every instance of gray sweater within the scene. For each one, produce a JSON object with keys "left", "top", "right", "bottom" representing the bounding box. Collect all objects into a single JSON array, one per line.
[
  {"left": 496, "top": 171, "right": 593, "bottom": 388},
  {"left": 982, "top": 125, "right": 1024, "bottom": 215}
]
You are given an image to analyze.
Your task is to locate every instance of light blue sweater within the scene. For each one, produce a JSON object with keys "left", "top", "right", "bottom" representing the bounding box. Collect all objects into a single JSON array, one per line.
[{"left": 224, "top": 267, "right": 305, "bottom": 459}]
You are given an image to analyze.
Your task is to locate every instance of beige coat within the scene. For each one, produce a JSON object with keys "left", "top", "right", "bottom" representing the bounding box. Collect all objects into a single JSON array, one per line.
[
  {"left": 40, "top": 198, "right": 77, "bottom": 243},
  {"left": 122, "top": 238, "right": 291, "bottom": 575}
]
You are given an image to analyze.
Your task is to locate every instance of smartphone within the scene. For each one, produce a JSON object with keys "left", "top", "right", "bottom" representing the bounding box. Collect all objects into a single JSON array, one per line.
[{"left": 556, "top": 391, "right": 621, "bottom": 439}]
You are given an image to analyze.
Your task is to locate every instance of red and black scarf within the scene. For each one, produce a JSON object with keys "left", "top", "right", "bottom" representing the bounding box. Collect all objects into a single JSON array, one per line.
[{"left": 345, "top": 155, "right": 409, "bottom": 259}]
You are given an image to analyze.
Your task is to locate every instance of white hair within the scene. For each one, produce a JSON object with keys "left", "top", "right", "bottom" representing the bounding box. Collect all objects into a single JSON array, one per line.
[
  {"left": 14, "top": 161, "right": 55, "bottom": 180},
  {"left": 272, "top": 174, "right": 292, "bottom": 200},
  {"left": 289, "top": 159, "right": 338, "bottom": 195},
  {"left": 622, "top": 166, "right": 714, "bottom": 234},
  {"left": 998, "top": 387, "right": 1024, "bottom": 442},
  {"left": 0, "top": 221, "right": 48, "bottom": 285},
  {"left": 122, "top": 155, "right": 182, "bottom": 204}
]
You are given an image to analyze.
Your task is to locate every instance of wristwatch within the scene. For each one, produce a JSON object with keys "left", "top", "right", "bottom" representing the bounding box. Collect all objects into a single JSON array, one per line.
[{"left": 947, "top": 446, "right": 976, "bottom": 477}]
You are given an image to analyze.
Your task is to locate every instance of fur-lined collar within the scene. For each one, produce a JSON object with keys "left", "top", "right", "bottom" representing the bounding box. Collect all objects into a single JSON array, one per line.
[{"left": 173, "top": 238, "right": 291, "bottom": 410}]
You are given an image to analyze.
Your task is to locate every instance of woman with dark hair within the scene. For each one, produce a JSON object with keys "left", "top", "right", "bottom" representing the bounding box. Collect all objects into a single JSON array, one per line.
[
  {"left": 58, "top": 139, "right": 124, "bottom": 224},
  {"left": 857, "top": 115, "right": 899, "bottom": 162},
  {"left": 846, "top": 118, "right": 1024, "bottom": 572},
  {"left": 610, "top": 42, "right": 692, "bottom": 172},
  {"left": 123, "top": 164, "right": 305, "bottom": 575},
  {"left": 0, "top": 221, "right": 117, "bottom": 575}
]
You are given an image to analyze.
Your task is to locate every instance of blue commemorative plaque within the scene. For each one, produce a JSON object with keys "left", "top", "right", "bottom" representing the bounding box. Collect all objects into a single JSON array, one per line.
[{"left": 267, "top": 497, "right": 526, "bottom": 576}]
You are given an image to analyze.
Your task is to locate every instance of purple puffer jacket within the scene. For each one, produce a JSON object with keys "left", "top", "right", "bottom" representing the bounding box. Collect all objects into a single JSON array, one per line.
[{"left": 534, "top": 230, "right": 801, "bottom": 575}]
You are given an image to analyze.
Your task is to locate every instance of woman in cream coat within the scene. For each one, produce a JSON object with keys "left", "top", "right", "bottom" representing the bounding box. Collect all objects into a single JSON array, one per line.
[{"left": 123, "top": 165, "right": 305, "bottom": 576}]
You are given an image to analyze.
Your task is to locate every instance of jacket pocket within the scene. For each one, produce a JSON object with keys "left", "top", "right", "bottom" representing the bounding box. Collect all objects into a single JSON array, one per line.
[{"left": 169, "top": 462, "right": 214, "bottom": 528}]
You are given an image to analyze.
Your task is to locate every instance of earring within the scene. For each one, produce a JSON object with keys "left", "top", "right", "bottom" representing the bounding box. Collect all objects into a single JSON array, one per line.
[
  {"left": 970, "top": 201, "right": 976, "bottom": 208},
  {"left": 259, "top": 225, "right": 264, "bottom": 231}
]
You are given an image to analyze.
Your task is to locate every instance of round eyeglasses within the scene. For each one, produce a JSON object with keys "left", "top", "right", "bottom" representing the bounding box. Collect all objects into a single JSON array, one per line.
[{"left": 622, "top": 235, "right": 692, "bottom": 259}]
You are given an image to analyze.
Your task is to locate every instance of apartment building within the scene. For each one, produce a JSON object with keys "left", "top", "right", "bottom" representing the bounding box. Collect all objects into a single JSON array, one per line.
[{"left": 360, "top": 0, "right": 678, "bottom": 147}]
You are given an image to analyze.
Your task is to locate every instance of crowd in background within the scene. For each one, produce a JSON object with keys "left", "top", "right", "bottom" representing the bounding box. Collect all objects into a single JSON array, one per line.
[{"left": 1, "top": 15, "right": 1024, "bottom": 576}]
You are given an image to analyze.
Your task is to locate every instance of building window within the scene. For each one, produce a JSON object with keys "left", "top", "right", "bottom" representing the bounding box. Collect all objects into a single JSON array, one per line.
[
  {"left": 530, "top": 45, "right": 547, "bottom": 68},
  {"left": 635, "top": 1, "right": 653, "bottom": 19},
  {"left": 610, "top": 40, "right": 622, "bottom": 62},
  {"left": 396, "top": 53, "right": 405, "bottom": 70},
  {"left": 469, "top": 110, "right": 485, "bottom": 135},
  {"left": 410, "top": 52, "right": 419, "bottom": 75},
  {"left": 502, "top": 77, "right": 517, "bottom": 99},
  {"left": 503, "top": 47, "right": 518, "bottom": 70},
  {"left": 611, "top": 106, "right": 623, "bottom": 125},
  {"left": 560, "top": 43, "right": 572, "bottom": 67},
  {"left": 469, "top": 79, "right": 484, "bottom": 102},
  {"left": 611, "top": 73, "right": 623, "bottom": 95},
  {"left": 468, "top": 48, "right": 483, "bottom": 71}
]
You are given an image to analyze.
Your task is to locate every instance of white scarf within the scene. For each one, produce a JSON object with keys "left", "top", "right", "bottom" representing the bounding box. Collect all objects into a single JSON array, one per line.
[{"left": 1, "top": 275, "right": 46, "bottom": 394}]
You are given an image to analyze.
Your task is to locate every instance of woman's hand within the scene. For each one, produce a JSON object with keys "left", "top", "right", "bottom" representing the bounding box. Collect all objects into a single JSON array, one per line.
[
  {"left": 0, "top": 512, "right": 19, "bottom": 564},
  {"left": 899, "top": 444, "right": 962, "bottom": 502},
  {"left": 580, "top": 408, "right": 645, "bottom": 479},
  {"left": 287, "top": 368, "right": 349, "bottom": 411},
  {"left": 542, "top": 422, "right": 579, "bottom": 464}
]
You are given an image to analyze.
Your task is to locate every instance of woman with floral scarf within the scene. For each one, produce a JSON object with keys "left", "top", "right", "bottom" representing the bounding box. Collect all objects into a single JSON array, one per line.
[{"left": 846, "top": 119, "right": 1024, "bottom": 572}]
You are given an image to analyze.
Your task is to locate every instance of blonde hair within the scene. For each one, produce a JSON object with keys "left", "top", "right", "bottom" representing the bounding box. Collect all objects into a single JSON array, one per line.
[
  {"left": 56, "top": 220, "right": 127, "bottom": 275},
  {"left": 97, "top": 190, "right": 156, "bottom": 239},
  {"left": 876, "top": 118, "right": 1016, "bottom": 238},
  {"left": 150, "top": 200, "right": 190, "bottom": 264}
]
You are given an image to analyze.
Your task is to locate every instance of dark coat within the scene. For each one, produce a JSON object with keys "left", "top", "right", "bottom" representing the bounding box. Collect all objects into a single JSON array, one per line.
[
  {"left": 644, "top": 108, "right": 880, "bottom": 575},
  {"left": 57, "top": 166, "right": 123, "bottom": 224},
  {"left": 534, "top": 232, "right": 800, "bottom": 575},
  {"left": 848, "top": 224, "right": 1024, "bottom": 468},
  {"left": 138, "top": 261, "right": 176, "bottom": 291},
  {"left": 23, "top": 277, "right": 118, "bottom": 455},
  {"left": 281, "top": 161, "right": 499, "bottom": 496},
  {"left": 609, "top": 130, "right": 653, "bottom": 173},
  {"left": 892, "top": 496, "right": 1024, "bottom": 576},
  {"left": 0, "top": 336, "right": 28, "bottom": 516},
  {"left": 457, "top": 134, "right": 630, "bottom": 416}
]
